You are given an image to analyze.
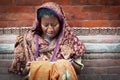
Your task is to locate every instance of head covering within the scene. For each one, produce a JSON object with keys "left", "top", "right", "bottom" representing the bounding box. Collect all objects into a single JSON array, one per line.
[{"left": 31, "top": 2, "right": 86, "bottom": 61}]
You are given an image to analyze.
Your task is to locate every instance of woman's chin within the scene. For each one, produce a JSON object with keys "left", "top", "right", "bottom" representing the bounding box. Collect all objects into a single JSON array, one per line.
[{"left": 47, "top": 34, "right": 55, "bottom": 39}]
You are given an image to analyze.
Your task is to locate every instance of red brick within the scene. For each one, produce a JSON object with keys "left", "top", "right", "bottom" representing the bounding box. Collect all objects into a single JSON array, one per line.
[
  {"left": 88, "top": 0, "right": 100, "bottom": 5},
  {"left": 102, "top": 6, "right": 120, "bottom": 13},
  {"left": 0, "top": 21, "right": 8, "bottom": 27},
  {"left": 96, "top": 13, "right": 111, "bottom": 20},
  {"left": 7, "top": 20, "right": 33, "bottom": 27},
  {"left": 75, "top": 12, "right": 97, "bottom": 20},
  {"left": 15, "top": 0, "right": 42, "bottom": 6},
  {"left": 107, "top": 13, "right": 120, "bottom": 20},
  {"left": 81, "top": 20, "right": 110, "bottom": 27},
  {"left": 65, "top": 12, "right": 85, "bottom": 20},
  {"left": 68, "top": 21, "right": 82, "bottom": 27},
  {"left": 0, "top": 6, "right": 8, "bottom": 13},
  {"left": 7, "top": 6, "right": 35, "bottom": 13},
  {"left": 110, "top": 20, "right": 120, "bottom": 27},
  {"left": 42, "top": 0, "right": 70, "bottom": 5},
  {"left": 7, "top": 21, "right": 21, "bottom": 27},
  {"left": 0, "top": 13, "right": 35, "bottom": 21},
  {"left": 100, "top": 0, "right": 120, "bottom": 5},
  {"left": 97, "top": 13, "right": 120, "bottom": 20},
  {"left": 82, "top": 5, "right": 103, "bottom": 12},
  {"left": 70, "top": 0, "right": 88, "bottom": 5},
  {"left": 62, "top": 6, "right": 83, "bottom": 14},
  {"left": 0, "top": 0, "right": 13, "bottom": 5},
  {"left": 21, "top": 20, "right": 33, "bottom": 27},
  {"left": 67, "top": 12, "right": 102, "bottom": 20}
]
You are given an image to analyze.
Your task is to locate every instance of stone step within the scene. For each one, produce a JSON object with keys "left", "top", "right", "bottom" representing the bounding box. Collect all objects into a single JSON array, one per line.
[
  {"left": 78, "top": 74, "right": 120, "bottom": 80},
  {"left": 0, "top": 59, "right": 120, "bottom": 67},
  {"left": 0, "top": 73, "right": 119, "bottom": 80},
  {"left": 78, "top": 35, "right": 120, "bottom": 43},
  {"left": 0, "top": 35, "right": 120, "bottom": 43},
  {"left": 1, "top": 66, "right": 120, "bottom": 74},
  {"left": 0, "top": 59, "right": 120, "bottom": 80},
  {"left": 83, "top": 53, "right": 120, "bottom": 59},
  {"left": 0, "top": 43, "right": 120, "bottom": 53},
  {"left": 0, "top": 53, "right": 120, "bottom": 59},
  {"left": 0, "top": 35, "right": 17, "bottom": 43},
  {"left": 0, "top": 74, "right": 23, "bottom": 80}
]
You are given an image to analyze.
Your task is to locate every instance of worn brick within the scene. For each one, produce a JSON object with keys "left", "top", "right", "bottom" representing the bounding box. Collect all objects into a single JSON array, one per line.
[
  {"left": 110, "top": 20, "right": 120, "bottom": 27},
  {"left": 88, "top": 0, "right": 100, "bottom": 5},
  {"left": 68, "top": 21, "right": 82, "bottom": 27},
  {"left": 73, "top": 12, "right": 120, "bottom": 20},
  {"left": 7, "top": 6, "right": 35, "bottom": 13},
  {"left": 42, "top": 0, "right": 70, "bottom": 5},
  {"left": 20, "top": 20, "right": 33, "bottom": 27},
  {"left": 100, "top": 0, "right": 120, "bottom": 5},
  {"left": 97, "top": 13, "right": 120, "bottom": 20},
  {"left": 0, "top": 13, "right": 35, "bottom": 21},
  {"left": 0, "top": 21, "right": 8, "bottom": 27},
  {"left": 0, "top": 0, "right": 13, "bottom": 5},
  {"left": 62, "top": 6, "right": 83, "bottom": 14},
  {"left": 81, "top": 20, "right": 110, "bottom": 27},
  {"left": 70, "top": 0, "right": 88, "bottom": 5},
  {"left": 0, "top": 6, "right": 8, "bottom": 13},
  {"left": 102, "top": 6, "right": 120, "bottom": 13},
  {"left": 15, "top": 0, "right": 42, "bottom": 6},
  {"left": 7, "top": 20, "right": 33, "bottom": 27},
  {"left": 7, "top": 21, "right": 22, "bottom": 27},
  {"left": 82, "top": 5, "right": 103, "bottom": 12}
]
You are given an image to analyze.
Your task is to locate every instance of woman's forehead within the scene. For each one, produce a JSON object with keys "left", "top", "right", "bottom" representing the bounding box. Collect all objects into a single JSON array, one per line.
[{"left": 41, "top": 16, "right": 59, "bottom": 23}]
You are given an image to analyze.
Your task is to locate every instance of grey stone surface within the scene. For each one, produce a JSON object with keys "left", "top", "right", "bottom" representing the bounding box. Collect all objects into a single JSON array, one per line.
[
  {"left": 85, "top": 43, "right": 120, "bottom": 53},
  {"left": 0, "top": 43, "right": 120, "bottom": 53}
]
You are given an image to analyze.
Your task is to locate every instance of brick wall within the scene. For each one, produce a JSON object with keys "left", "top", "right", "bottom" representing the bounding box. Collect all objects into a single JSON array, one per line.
[
  {"left": 0, "top": 0, "right": 120, "bottom": 80},
  {"left": 0, "top": 0, "right": 120, "bottom": 27}
]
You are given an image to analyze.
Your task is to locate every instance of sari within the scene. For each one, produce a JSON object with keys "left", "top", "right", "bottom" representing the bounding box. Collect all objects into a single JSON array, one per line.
[{"left": 9, "top": 2, "right": 86, "bottom": 80}]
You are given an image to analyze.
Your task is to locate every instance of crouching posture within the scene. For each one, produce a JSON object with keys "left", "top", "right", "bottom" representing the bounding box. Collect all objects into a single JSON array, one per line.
[{"left": 9, "top": 2, "right": 86, "bottom": 80}]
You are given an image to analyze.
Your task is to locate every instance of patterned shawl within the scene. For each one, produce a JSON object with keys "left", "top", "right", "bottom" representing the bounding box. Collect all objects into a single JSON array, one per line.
[
  {"left": 29, "top": 2, "right": 86, "bottom": 61},
  {"left": 9, "top": 2, "right": 86, "bottom": 74}
]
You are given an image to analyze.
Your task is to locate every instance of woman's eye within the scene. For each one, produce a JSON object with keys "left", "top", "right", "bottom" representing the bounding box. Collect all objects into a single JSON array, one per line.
[
  {"left": 44, "top": 24, "right": 49, "bottom": 27},
  {"left": 51, "top": 23, "right": 57, "bottom": 27}
]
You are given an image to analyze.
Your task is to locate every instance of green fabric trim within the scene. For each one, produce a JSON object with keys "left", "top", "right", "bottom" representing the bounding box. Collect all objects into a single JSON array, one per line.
[{"left": 62, "top": 69, "right": 71, "bottom": 80}]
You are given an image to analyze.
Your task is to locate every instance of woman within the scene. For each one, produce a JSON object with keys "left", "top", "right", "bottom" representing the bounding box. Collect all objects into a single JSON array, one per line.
[{"left": 9, "top": 2, "right": 86, "bottom": 80}]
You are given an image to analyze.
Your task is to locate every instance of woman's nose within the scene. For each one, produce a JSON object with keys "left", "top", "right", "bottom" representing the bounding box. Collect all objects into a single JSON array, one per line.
[{"left": 47, "top": 25, "right": 54, "bottom": 32}]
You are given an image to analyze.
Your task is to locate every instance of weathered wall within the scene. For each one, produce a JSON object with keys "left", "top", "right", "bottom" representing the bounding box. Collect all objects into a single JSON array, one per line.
[
  {"left": 0, "top": 0, "right": 120, "bottom": 80},
  {"left": 0, "top": 0, "right": 120, "bottom": 27}
]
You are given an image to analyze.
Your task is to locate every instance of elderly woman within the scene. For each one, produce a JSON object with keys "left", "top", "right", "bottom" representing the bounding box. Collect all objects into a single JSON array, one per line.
[{"left": 9, "top": 2, "right": 86, "bottom": 80}]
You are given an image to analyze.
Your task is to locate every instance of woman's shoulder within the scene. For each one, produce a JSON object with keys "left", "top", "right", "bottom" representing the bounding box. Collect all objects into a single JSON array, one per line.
[
  {"left": 16, "top": 29, "right": 34, "bottom": 42},
  {"left": 25, "top": 30, "right": 35, "bottom": 41}
]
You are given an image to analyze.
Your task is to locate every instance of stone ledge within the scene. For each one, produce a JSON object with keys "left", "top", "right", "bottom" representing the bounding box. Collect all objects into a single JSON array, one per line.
[
  {"left": 0, "top": 35, "right": 120, "bottom": 43},
  {"left": 0, "top": 35, "right": 120, "bottom": 53},
  {"left": 0, "top": 43, "right": 120, "bottom": 53},
  {"left": 0, "top": 27, "right": 120, "bottom": 35},
  {"left": 0, "top": 53, "right": 120, "bottom": 60}
]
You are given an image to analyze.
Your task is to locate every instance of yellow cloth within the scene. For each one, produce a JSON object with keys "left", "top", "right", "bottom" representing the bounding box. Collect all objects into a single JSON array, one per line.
[{"left": 29, "top": 60, "right": 78, "bottom": 80}]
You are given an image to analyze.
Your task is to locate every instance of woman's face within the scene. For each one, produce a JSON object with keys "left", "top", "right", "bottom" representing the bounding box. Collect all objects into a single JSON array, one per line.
[{"left": 41, "top": 16, "right": 60, "bottom": 39}]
